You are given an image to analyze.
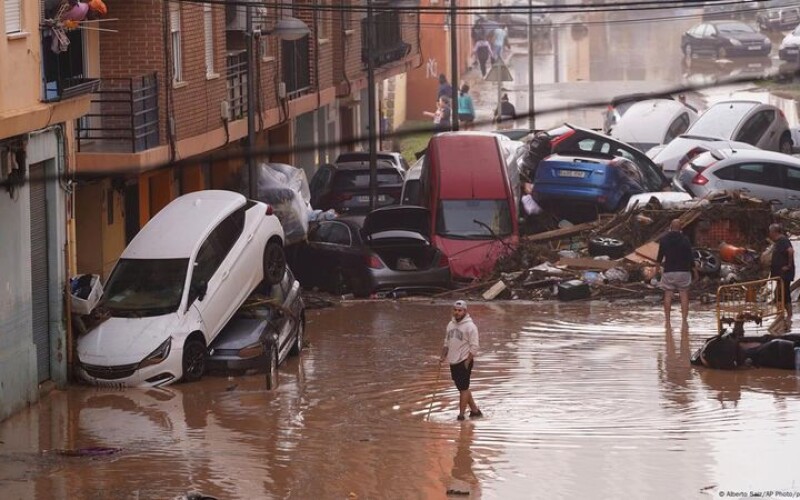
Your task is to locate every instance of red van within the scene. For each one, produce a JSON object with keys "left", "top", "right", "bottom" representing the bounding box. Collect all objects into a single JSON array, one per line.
[{"left": 420, "top": 132, "right": 519, "bottom": 280}]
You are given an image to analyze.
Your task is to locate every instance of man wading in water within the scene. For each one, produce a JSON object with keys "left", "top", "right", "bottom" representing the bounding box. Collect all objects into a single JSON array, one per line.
[{"left": 440, "top": 300, "right": 482, "bottom": 421}]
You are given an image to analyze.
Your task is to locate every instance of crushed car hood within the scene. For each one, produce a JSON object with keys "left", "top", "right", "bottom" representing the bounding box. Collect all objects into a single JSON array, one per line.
[
  {"left": 77, "top": 314, "right": 181, "bottom": 365},
  {"left": 434, "top": 235, "right": 518, "bottom": 280}
]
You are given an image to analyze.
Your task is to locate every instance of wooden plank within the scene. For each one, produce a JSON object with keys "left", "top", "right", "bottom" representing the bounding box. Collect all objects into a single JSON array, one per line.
[
  {"left": 482, "top": 281, "right": 507, "bottom": 300},
  {"left": 523, "top": 221, "right": 599, "bottom": 243},
  {"left": 555, "top": 257, "right": 618, "bottom": 271}
]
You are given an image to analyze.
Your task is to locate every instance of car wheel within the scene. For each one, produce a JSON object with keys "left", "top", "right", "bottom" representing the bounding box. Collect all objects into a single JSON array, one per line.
[
  {"left": 332, "top": 267, "right": 352, "bottom": 295},
  {"left": 716, "top": 46, "right": 727, "bottom": 59},
  {"left": 263, "top": 241, "right": 286, "bottom": 285},
  {"left": 182, "top": 339, "right": 207, "bottom": 383},
  {"left": 265, "top": 344, "right": 279, "bottom": 390},
  {"left": 684, "top": 43, "right": 693, "bottom": 59},
  {"left": 694, "top": 248, "right": 721, "bottom": 276},
  {"left": 290, "top": 313, "right": 305, "bottom": 356},
  {"left": 779, "top": 133, "right": 793, "bottom": 154},
  {"left": 588, "top": 236, "right": 626, "bottom": 259}
]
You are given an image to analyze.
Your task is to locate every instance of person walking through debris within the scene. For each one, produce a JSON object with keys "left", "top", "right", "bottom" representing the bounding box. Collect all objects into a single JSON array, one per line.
[
  {"left": 657, "top": 219, "right": 697, "bottom": 328},
  {"left": 769, "top": 223, "right": 795, "bottom": 321},
  {"left": 472, "top": 38, "right": 493, "bottom": 77},
  {"left": 493, "top": 94, "right": 516, "bottom": 130},
  {"left": 440, "top": 300, "right": 482, "bottom": 421},
  {"left": 437, "top": 74, "right": 453, "bottom": 100},
  {"left": 458, "top": 84, "right": 476, "bottom": 130},
  {"left": 520, "top": 182, "right": 550, "bottom": 234},
  {"left": 518, "top": 131, "right": 552, "bottom": 182}
]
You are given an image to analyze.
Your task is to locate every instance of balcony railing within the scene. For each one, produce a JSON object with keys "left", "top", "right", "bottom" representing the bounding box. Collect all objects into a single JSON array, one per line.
[
  {"left": 361, "top": 11, "right": 411, "bottom": 67},
  {"left": 41, "top": 29, "right": 99, "bottom": 102},
  {"left": 226, "top": 50, "right": 248, "bottom": 121},
  {"left": 76, "top": 74, "right": 160, "bottom": 153},
  {"left": 282, "top": 36, "right": 312, "bottom": 99}
]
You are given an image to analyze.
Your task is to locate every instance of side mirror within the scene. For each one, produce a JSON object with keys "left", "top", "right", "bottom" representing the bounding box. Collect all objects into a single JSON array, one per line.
[{"left": 194, "top": 280, "right": 208, "bottom": 302}]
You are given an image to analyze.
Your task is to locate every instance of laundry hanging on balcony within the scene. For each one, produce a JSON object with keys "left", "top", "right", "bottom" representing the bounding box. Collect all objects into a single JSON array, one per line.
[{"left": 41, "top": 0, "right": 110, "bottom": 53}]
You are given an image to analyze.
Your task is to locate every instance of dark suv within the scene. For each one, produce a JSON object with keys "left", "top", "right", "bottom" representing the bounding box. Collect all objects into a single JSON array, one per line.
[{"left": 309, "top": 159, "right": 405, "bottom": 215}]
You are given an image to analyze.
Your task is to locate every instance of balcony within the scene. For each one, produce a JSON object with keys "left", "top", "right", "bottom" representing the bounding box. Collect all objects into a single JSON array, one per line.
[
  {"left": 226, "top": 50, "right": 248, "bottom": 121},
  {"left": 41, "top": 29, "right": 99, "bottom": 102},
  {"left": 76, "top": 74, "right": 160, "bottom": 153},
  {"left": 282, "top": 36, "right": 312, "bottom": 99},
  {"left": 361, "top": 12, "right": 411, "bottom": 67}
]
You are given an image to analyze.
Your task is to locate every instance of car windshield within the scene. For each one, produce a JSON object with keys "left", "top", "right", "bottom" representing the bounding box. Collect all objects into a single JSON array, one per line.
[
  {"left": 717, "top": 22, "right": 754, "bottom": 34},
  {"left": 687, "top": 103, "right": 755, "bottom": 139},
  {"left": 437, "top": 200, "right": 513, "bottom": 239},
  {"left": 332, "top": 168, "right": 403, "bottom": 190},
  {"left": 101, "top": 258, "right": 189, "bottom": 317}
]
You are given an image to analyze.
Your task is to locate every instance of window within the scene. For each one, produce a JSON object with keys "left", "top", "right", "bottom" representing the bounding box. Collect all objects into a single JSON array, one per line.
[
  {"left": 786, "top": 166, "right": 800, "bottom": 192},
  {"left": 189, "top": 208, "right": 245, "bottom": 302},
  {"left": 665, "top": 113, "right": 691, "bottom": 144},
  {"left": 310, "top": 221, "right": 351, "bottom": 246},
  {"left": 735, "top": 110, "right": 775, "bottom": 146},
  {"left": 340, "top": 0, "right": 351, "bottom": 30},
  {"left": 204, "top": 4, "right": 214, "bottom": 76},
  {"left": 170, "top": 2, "right": 183, "bottom": 82},
  {"left": 577, "top": 138, "right": 611, "bottom": 154},
  {"left": 719, "top": 163, "right": 782, "bottom": 187},
  {"left": 436, "top": 200, "right": 513, "bottom": 239},
  {"left": 316, "top": 5, "right": 330, "bottom": 39},
  {"left": 5, "top": 0, "right": 21, "bottom": 34}
]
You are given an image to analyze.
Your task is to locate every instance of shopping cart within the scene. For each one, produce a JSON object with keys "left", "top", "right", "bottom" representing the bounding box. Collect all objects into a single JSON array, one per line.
[{"left": 715, "top": 277, "right": 785, "bottom": 334}]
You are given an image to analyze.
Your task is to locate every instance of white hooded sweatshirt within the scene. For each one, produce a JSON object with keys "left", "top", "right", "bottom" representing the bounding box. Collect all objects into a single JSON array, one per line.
[{"left": 443, "top": 314, "right": 479, "bottom": 365}]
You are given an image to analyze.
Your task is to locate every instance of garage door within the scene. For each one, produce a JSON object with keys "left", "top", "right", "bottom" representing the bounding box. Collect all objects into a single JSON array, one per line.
[{"left": 29, "top": 163, "right": 51, "bottom": 382}]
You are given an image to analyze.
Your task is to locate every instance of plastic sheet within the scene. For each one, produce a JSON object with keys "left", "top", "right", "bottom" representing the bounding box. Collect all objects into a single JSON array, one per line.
[
  {"left": 70, "top": 274, "right": 102, "bottom": 315},
  {"left": 255, "top": 163, "right": 312, "bottom": 245}
]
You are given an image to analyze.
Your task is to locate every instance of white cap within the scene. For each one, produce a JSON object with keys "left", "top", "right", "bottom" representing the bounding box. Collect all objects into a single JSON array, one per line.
[{"left": 453, "top": 300, "right": 468, "bottom": 310}]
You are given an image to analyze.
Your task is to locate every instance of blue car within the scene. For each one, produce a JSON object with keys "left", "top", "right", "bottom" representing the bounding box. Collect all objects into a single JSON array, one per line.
[{"left": 533, "top": 152, "right": 658, "bottom": 221}]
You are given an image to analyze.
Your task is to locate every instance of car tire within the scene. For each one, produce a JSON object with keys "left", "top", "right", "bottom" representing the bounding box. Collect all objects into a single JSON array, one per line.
[
  {"left": 588, "top": 236, "right": 626, "bottom": 259},
  {"left": 290, "top": 313, "right": 305, "bottom": 357},
  {"left": 265, "top": 343, "right": 279, "bottom": 390},
  {"left": 182, "top": 338, "right": 207, "bottom": 383},
  {"left": 716, "top": 46, "right": 727, "bottom": 59},
  {"left": 694, "top": 248, "right": 721, "bottom": 276},
  {"left": 263, "top": 241, "right": 286, "bottom": 286},
  {"left": 779, "top": 133, "right": 793, "bottom": 154}
]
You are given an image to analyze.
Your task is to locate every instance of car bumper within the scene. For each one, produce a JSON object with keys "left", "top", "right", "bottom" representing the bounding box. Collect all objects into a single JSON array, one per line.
[
  {"left": 535, "top": 188, "right": 619, "bottom": 212},
  {"left": 725, "top": 46, "right": 771, "bottom": 57},
  {"left": 79, "top": 351, "right": 183, "bottom": 388},
  {"left": 207, "top": 353, "right": 268, "bottom": 372},
  {"left": 780, "top": 46, "right": 800, "bottom": 61},
  {"left": 368, "top": 266, "right": 451, "bottom": 293}
]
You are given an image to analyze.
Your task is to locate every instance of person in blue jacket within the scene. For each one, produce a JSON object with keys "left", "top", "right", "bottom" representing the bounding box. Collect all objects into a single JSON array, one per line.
[{"left": 457, "top": 84, "right": 475, "bottom": 130}]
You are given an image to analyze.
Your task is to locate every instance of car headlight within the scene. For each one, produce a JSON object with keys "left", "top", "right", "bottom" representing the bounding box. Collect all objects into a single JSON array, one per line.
[
  {"left": 139, "top": 337, "right": 172, "bottom": 368},
  {"left": 730, "top": 39, "right": 742, "bottom": 46},
  {"left": 238, "top": 341, "right": 265, "bottom": 359}
]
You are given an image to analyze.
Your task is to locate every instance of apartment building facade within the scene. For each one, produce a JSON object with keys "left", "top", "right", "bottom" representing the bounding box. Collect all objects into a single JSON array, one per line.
[{"left": 0, "top": 0, "right": 421, "bottom": 421}]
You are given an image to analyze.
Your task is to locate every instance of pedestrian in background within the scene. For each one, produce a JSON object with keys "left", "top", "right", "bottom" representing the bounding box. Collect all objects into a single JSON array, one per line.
[
  {"left": 472, "top": 39, "right": 493, "bottom": 77},
  {"left": 490, "top": 27, "right": 509, "bottom": 63},
  {"left": 440, "top": 300, "right": 482, "bottom": 421},
  {"left": 493, "top": 93, "right": 516, "bottom": 130},
  {"left": 437, "top": 74, "right": 453, "bottom": 100},
  {"left": 657, "top": 219, "right": 697, "bottom": 329},
  {"left": 458, "top": 84, "right": 476, "bottom": 130},
  {"left": 769, "top": 223, "right": 795, "bottom": 321},
  {"left": 424, "top": 96, "right": 452, "bottom": 131}
]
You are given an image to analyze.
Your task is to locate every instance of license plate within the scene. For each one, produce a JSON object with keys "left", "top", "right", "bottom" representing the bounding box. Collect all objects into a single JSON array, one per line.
[
  {"left": 558, "top": 170, "right": 587, "bottom": 178},
  {"left": 357, "top": 195, "right": 387, "bottom": 202},
  {"left": 748, "top": 45, "right": 761, "bottom": 51}
]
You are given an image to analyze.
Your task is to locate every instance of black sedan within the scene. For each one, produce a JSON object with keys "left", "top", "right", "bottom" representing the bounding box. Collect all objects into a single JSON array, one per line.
[
  {"left": 208, "top": 266, "right": 304, "bottom": 389},
  {"left": 681, "top": 20, "right": 772, "bottom": 59},
  {"left": 287, "top": 206, "right": 451, "bottom": 297}
]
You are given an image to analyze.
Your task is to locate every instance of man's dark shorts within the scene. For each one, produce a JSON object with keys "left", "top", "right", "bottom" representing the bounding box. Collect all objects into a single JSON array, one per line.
[{"left": 450, "top": 360, "right": 473, "bottom": 391}]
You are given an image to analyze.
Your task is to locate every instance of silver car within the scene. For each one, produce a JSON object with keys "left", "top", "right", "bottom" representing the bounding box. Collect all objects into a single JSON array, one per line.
[
  {"left": 684, "top": 100, "right": 793, "bottom": 153},
  {"left": 673, "top": 148, "right": 800, "bottom": 208},
  {"left": 610, "top": 99, "right": 698, "bottom": 153}
]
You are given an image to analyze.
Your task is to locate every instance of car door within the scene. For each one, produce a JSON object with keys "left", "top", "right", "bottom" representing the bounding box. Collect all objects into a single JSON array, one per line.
[
  {"left": 781, "top": 164, "right": 800, "bottom": 208},
  {"left": 298, "top": 221, "right": 362, "bottom": 293},
  {"left": 309, "top": 165, "right": 334, "bottom": 208},
  {"left": 712, "top": 162, "right": 785, "bottom": 206},
  {"left": 734, "top": 109, "right": 776, "bottom": 149}
]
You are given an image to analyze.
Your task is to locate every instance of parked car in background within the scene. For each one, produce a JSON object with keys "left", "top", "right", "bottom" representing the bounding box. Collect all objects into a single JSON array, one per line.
[
  {"left": 756, "top": 0, "right": 800, "bottom": 31},
  {"left": 778, "top": 23, "right": 800, "bottom": 61},
  {"left": 489, "top": 0, "right": 552, "bottom": 39},
  {"left": 309, "top": 159, "right": 405, "bottom": 215},
  {"left": 649, "top": 135, "right": 759, "bottom": 178},
  {"left": 681, "top": 20, "right": 772, "bottom": 59},
  {"left": 335, "top": 151, "right": 410, "bottom": 172},
  {"left": 610, "top": 99, "right": 698, "bottom": 152},
  {"left": 401, "top": 157, "right": 423, "bottom": 205},
  {"left": 420, "top": 132, "right": 519, "bottom": 280},
  {"left": 77, "top": 191, "right": 286, "bottom": 388},
  {"left": 208, "top": 266, "right": 304, "bottom": 388},
  {"left": 546, "top": 123, "right": 670, "bottom": 189},
  {"left": 681, "top": 55, "right": 773, "bottom": 86},
  {"left": 673, "top": 148, "right": 800, "bottom": 208},
  {"left": 684, "top": 100, "right": 791, "bottom": 153},
  {"left": 602, "top": 93, "right": 656, "bottom": 134},
  {"left": 288, "top": 206, "right": 451, "bottom": 296},
  {"left": 533, "top": 152, "right": 664, "bottom": 222}
]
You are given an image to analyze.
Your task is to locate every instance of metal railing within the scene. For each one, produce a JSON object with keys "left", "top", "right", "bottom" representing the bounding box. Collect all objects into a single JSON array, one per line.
[
  {"left": 76, "top": 74, "right": 160, "bottom": 153},
  {"left": 226, "top": 50, "right": 248, "bottom": 121},
  {"left": 716, "top": 277, "right": 785, "bottom": 332},
  {"left": 41, "top": 29, "right": 100, "bottom": 102}
]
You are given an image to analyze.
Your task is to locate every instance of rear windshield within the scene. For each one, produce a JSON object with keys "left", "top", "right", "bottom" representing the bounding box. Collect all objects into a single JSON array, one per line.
[
  {"left": 402, "top": 179, "right": 421, "bottom": 205},
  {"left": 688, "top": 151, "right": 719, "bottom": 173},
  {"left": 436, "top": 200, "right": 513, "bottom": 239},
  {"left": 688, "top": 103, "right": 756, "bottom": 139},
  {"left": 332, "top": 169, "right": 403, "bottom": 190}
]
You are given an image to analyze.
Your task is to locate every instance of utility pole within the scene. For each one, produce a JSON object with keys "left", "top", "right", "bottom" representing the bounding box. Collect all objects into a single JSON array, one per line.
[
  {"left": 528, "top": 0, "right": 535, "bottom": 130},
  {"left": 246, "top": 5, "right": 257, "bottom": 199},
  {"left": 450, "top": 0, "right": 458, "bottom": 131},
  {"left": 367, "top": 0, "right": 378, "bottom": 210}
]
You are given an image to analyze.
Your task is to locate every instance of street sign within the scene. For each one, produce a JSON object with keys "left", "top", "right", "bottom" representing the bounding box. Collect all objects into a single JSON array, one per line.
[{"left": 484, "top": 63, "right": 514, "bottom": 83}]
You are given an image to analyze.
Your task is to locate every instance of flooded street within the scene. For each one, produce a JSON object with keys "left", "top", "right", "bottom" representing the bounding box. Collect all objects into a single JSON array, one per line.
[{"left": 3, "top": 301, "right": 800, "bottom": 499}]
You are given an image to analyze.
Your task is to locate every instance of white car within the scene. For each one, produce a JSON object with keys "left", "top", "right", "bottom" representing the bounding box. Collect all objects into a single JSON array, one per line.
[
  {"left": 78, "top": 190, "right": 286, "bottom": 387},
  {"left": 648, "top": 135, "right": 759, "bottom": 179},
  {"left": 610, "top": 99, "right": 698, "bottom": 153},
  {"left": 778, "top": 23, "right": 800, "bottom": 61}
]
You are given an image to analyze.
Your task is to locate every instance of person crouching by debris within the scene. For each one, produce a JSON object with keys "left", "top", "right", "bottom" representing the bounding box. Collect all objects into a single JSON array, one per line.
[
  {"left": 440, "top": 300, "right": 482, "bottom": 421},
  {"left": 520, "top": 182, "right": 549, "bottom": 234},
  {"left": 657, "top": 219, "right": 697, "bottom": 329},
  {"left": 769, "top": 223, "right": 794, "bottom": 322}
]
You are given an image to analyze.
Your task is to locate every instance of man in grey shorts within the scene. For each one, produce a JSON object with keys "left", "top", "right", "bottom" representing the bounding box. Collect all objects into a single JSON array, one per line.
[{"left": 657, "top": 219, "right": 697, "bottom": 328}]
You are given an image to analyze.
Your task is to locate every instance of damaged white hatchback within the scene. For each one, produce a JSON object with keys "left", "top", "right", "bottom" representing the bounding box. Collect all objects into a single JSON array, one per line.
[{"left": 77, "top": 190, "right": 285, "bottom": 387}]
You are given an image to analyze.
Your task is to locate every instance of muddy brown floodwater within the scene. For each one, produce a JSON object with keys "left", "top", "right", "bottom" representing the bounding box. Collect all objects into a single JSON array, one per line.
[{"left": 2, "top": 300, "right": 800, "bottom": 499}]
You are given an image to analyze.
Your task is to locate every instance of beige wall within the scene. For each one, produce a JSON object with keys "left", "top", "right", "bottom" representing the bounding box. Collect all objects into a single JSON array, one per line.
[{"left": 0, "top": 0, "right": 42, "bottom": 115}]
